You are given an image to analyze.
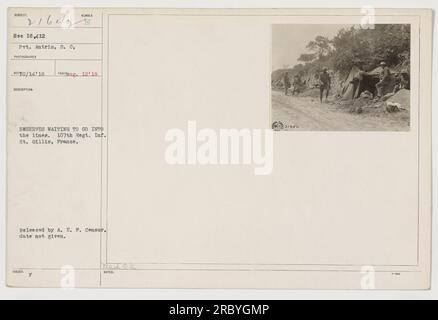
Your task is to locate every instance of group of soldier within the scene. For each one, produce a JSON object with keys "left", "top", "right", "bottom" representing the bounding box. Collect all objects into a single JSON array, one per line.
[
  {"left": 282, "top": 67, "right": 331, "bottom": 103},
  {"left": 282, "top": 61, "right": 409, "bottom": 103}
]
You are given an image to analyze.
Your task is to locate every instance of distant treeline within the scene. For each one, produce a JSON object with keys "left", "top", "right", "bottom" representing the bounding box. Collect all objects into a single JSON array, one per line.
[{"left": 283, "top": 24, "right": 410, "bottom": 78}]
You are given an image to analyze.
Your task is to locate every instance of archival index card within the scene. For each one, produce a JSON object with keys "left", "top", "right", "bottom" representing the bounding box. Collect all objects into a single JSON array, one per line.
[{"left": 7, "top": 8, "right": 433, "bottom": 289}]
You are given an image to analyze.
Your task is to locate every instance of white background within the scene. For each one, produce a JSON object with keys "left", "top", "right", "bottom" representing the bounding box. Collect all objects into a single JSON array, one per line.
[{"left": 1, "top": 0, "right": 437, "bottom": 300}]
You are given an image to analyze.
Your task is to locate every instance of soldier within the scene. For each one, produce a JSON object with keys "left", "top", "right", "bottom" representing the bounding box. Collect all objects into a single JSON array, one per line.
[
  {"left": 393, "top": 70, "right": 410, "bottom": 92},
  {"left": 292, "top": 74, "right": 300, "bottom": 95},
  {"left": 283, "top": 72, "right": 291, "bottom": 95},
  {"left": 319, "top": 67, "right": 331, "bottom": 103},
  {"left": 376, "top": 61, "right": 391, "bottom": 98}
]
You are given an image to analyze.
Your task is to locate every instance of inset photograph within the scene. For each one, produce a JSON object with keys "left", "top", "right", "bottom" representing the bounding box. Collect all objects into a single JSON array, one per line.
[{"left": 271, "top": 24, "right": 411, "bottom": 131}]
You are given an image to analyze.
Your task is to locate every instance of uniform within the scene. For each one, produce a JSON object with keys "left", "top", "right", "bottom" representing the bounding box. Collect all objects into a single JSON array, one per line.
[{"left": 319, "top": 70, "right": 331, "bottom": 102}]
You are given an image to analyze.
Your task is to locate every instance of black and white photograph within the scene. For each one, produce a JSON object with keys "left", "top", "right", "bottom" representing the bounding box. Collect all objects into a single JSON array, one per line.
[{"left": 271, "top": 24, "right": 411, "bottom": 131}]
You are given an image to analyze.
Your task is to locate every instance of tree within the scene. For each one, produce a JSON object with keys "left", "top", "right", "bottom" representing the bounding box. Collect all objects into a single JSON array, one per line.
[
  {"left": 298, "top": 53, "right": 317, "bottom": 63},
  {"left": 330, "top": 25, "right": 410, "bottom": 75},
  {"left": 272, "top": 24, "right": 410, "bottom": 86},
  {"left": 306, "top": 36, "right": 333, "bottom": 59}
]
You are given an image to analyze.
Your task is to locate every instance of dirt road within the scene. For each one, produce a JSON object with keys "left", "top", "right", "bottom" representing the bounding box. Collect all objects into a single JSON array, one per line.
[{"left": 271, "top": 91, "right": 410, "bottom": 131}]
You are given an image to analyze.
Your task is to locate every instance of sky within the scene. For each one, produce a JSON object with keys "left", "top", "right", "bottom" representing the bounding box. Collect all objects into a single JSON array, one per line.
[{"left": 272, "top": 24, "right": 354, "bottom": 71}]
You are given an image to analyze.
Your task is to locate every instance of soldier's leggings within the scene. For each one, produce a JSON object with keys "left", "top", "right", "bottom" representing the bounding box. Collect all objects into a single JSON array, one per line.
[{"left": 320, "top": 84, "right": 330, "bottom": 101}]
